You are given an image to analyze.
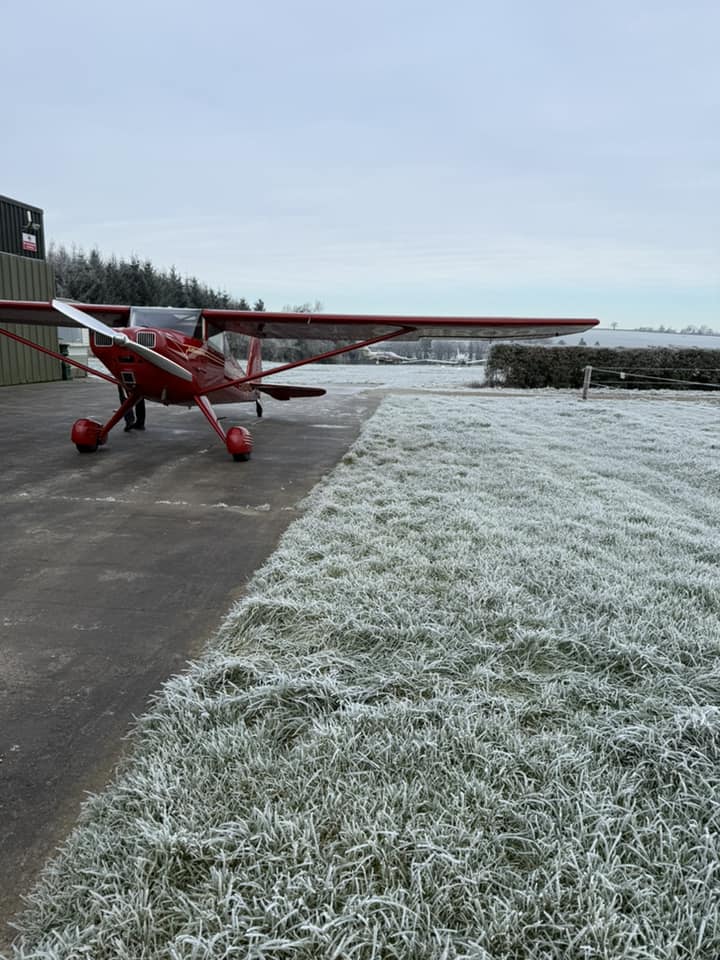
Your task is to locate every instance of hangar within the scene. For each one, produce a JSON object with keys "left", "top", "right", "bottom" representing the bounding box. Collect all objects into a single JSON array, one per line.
[{"left": 0, "top": 194, "right": 59, "bottom": 386}]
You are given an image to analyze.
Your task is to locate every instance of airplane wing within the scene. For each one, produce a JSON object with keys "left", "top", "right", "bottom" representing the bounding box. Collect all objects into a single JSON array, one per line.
[
  {"left": 0, "top": 300, "right": 598, "bottom": 341},
  {"left": 203, "top": 309, "right": 598, "bottom": 341},
  {"left": 0, "top": 300, "right": 131, "bottom": 327}
]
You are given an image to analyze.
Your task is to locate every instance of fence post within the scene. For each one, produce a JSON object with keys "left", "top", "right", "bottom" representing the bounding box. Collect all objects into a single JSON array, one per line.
[{"left": 582, "top": 365, "right": 592, "bottom": 400}]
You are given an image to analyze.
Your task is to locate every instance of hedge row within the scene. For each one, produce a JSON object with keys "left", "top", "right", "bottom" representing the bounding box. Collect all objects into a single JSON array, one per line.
[{"left": 485, "top": 345, "right": 720, "bottom": 390}]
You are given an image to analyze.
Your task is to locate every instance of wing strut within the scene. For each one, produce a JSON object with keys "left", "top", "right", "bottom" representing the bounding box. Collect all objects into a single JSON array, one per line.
[
  {"left": 199, "top": 328, "right": 411, "bottom": 397},
  {"left": 0, "top": 325, "right": 120, "bottom": 385}
]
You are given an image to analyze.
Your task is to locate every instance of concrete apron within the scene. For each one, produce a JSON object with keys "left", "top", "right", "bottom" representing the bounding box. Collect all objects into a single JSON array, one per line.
[{"left": 0, "top": 377, "right": 381, "bottom": 944}]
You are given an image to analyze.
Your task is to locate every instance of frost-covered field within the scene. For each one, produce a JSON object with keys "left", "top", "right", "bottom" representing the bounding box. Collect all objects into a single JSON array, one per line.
[
  {"left": 7, "top": 394, "right": 720, "bottom": 960},
  {"left": 272, "top": 361, "right": 487, "bottom": 391},
  {"left": 260, "top": 361, "right": 719, "bottom": 398}
]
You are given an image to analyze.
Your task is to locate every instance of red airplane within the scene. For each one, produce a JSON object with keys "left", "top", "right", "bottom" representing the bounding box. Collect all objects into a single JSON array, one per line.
[{"left": 0, "top": 299, "right": 597, "bottom": 460}]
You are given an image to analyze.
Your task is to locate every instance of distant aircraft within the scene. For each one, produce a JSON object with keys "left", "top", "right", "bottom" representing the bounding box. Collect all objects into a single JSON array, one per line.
[
  {"left": 365, "top": 349, "right": 415, "bottom": 364},
  {"left": 365, "top": 348, "right": 488, "bottom": 366},
  {"left": 0, "top": 299, "right": 597, "bottom": 460}
]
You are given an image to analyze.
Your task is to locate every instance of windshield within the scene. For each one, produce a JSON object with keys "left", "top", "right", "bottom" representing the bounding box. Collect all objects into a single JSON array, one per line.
[{"left": 129, "top": 307, "right": 203, "bottom": 339}]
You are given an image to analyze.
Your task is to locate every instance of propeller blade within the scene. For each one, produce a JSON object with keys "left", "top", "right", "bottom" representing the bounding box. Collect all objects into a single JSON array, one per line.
[
  {"left": 52, "top": 298, "right": 128, "bottom": 343},
  {"left": 125, "top": 339, "right": 194, "bottom": 381},
  {"left": 52, "top": 299, "right": 193, "bottom": 382}
]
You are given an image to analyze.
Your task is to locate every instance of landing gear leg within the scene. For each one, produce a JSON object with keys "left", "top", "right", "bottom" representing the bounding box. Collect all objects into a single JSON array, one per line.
[{"left": 194, "top": 395, "right": 254, "bottom": 461}]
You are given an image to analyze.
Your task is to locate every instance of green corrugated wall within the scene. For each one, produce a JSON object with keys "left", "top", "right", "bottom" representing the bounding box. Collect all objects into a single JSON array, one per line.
[{"left": 0, "top": 253, "right": 59, "bottom": 385}]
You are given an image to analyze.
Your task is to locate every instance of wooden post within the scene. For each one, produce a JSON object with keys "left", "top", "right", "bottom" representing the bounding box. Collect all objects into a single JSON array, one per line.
[{"left": 582, "top": 365, "right": 592, "bottom": 400}]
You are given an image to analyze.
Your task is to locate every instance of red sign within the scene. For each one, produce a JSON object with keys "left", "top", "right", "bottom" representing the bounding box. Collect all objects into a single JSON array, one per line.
[{"left": 22, "top": 232, "right": 37, "bottom": 252}]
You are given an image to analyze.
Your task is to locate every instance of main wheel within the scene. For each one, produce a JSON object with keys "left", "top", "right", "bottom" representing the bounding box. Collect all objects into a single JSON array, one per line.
[
  {"left": 226, "top": 426, "right": 253, "bottom": 461},
  {"left": 71, "top": 418, "right": 103, "bottom": 454}
]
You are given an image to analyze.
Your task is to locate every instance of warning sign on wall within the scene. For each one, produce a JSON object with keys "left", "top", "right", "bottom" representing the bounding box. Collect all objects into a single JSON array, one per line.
[{"left": 22, "top": 232, "right": 37, "bottom": 252}]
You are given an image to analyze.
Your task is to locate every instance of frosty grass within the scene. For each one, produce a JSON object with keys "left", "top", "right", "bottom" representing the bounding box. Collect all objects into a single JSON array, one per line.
[{"left": 7, "top": 392, "right": 720, "bottom": 959}]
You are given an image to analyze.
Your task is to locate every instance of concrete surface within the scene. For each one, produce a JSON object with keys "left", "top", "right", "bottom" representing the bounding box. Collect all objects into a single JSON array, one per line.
[{"left": 0, "top": 376, "right": 380, "bottom": 945}]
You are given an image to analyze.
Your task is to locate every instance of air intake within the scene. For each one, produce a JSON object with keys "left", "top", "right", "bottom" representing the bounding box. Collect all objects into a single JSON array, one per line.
[
  {"left": 136, "top": 332, "right": 156, "bottom": 348},
  {"left": 94, "top": 333, "right": 112, "bottom": 347}
]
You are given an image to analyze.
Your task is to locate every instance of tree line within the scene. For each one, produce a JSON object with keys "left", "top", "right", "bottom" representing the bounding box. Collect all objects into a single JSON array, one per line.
[
  {"left": 633, "top": 324, "right": 719, "bottom": 337},
  {"left": 48, "top": 244, "right": 263, "bottom": 312},
  {"left": 47, "top": 245, "right": 353, "bottom": 362}
]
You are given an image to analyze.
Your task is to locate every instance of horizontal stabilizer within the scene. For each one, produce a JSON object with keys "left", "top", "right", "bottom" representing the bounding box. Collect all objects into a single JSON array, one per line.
[{"left": 257, "top": 384, "right": 326, "bottom": 401}]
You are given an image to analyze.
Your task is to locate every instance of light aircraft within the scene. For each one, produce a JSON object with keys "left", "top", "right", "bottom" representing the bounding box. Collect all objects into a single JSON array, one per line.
[
  {"left": 365, "top": 348, "right": 488, "bottom": 366},
  {"left": 364, "top": 349, "right": 416, "bottom": 364},
  {"left": 0, "top": 299, "right": 598, "bottom": 460}
]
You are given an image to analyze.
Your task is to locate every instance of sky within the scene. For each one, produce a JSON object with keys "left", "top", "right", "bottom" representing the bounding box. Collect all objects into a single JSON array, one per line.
[{"left": 3, "top": 0, "right": 719, "bottom": 328}]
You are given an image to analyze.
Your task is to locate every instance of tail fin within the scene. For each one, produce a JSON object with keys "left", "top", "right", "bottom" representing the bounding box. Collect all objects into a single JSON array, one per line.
[{"left": 247, "top": 336, "right": 262, "bottom": 379}]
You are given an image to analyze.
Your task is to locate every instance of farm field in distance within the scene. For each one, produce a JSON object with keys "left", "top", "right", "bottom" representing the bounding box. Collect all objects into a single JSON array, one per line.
[{"left": 6, "top": 390, "right": 720, "bottom": 959}]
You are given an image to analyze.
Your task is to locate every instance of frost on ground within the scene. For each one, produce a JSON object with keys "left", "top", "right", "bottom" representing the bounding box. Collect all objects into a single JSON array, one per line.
[
  {"left": 7, "top": 395, "right": 720, "bottom": 960},
  {"left": 272, "top": 361, "right": 487, "bottom": 391}
]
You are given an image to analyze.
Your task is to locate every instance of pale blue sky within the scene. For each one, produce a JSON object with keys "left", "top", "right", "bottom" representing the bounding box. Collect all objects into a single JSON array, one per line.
[{"left": 3, "top": 0, "right": 719, "bottom": 328}]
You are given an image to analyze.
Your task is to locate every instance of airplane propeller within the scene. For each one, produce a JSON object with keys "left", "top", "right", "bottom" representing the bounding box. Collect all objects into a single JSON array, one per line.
[{"left": 51, "top": 299, "right": 194, "bottom": 382}]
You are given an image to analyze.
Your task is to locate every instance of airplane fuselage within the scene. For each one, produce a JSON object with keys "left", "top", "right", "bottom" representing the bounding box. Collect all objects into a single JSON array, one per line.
[{"left": 91, "top": 327, "right": 260, "bottom": 406}]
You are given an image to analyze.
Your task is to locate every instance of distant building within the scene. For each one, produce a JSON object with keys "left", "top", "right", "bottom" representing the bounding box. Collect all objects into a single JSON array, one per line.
[{"left": 0, "top": 194, "right": 59, "bottom": 386}]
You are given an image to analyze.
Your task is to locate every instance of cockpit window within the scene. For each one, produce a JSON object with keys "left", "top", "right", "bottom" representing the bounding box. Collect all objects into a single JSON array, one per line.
[{"left": 129, "top": 307, "right": 203, "bottom": 339}]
